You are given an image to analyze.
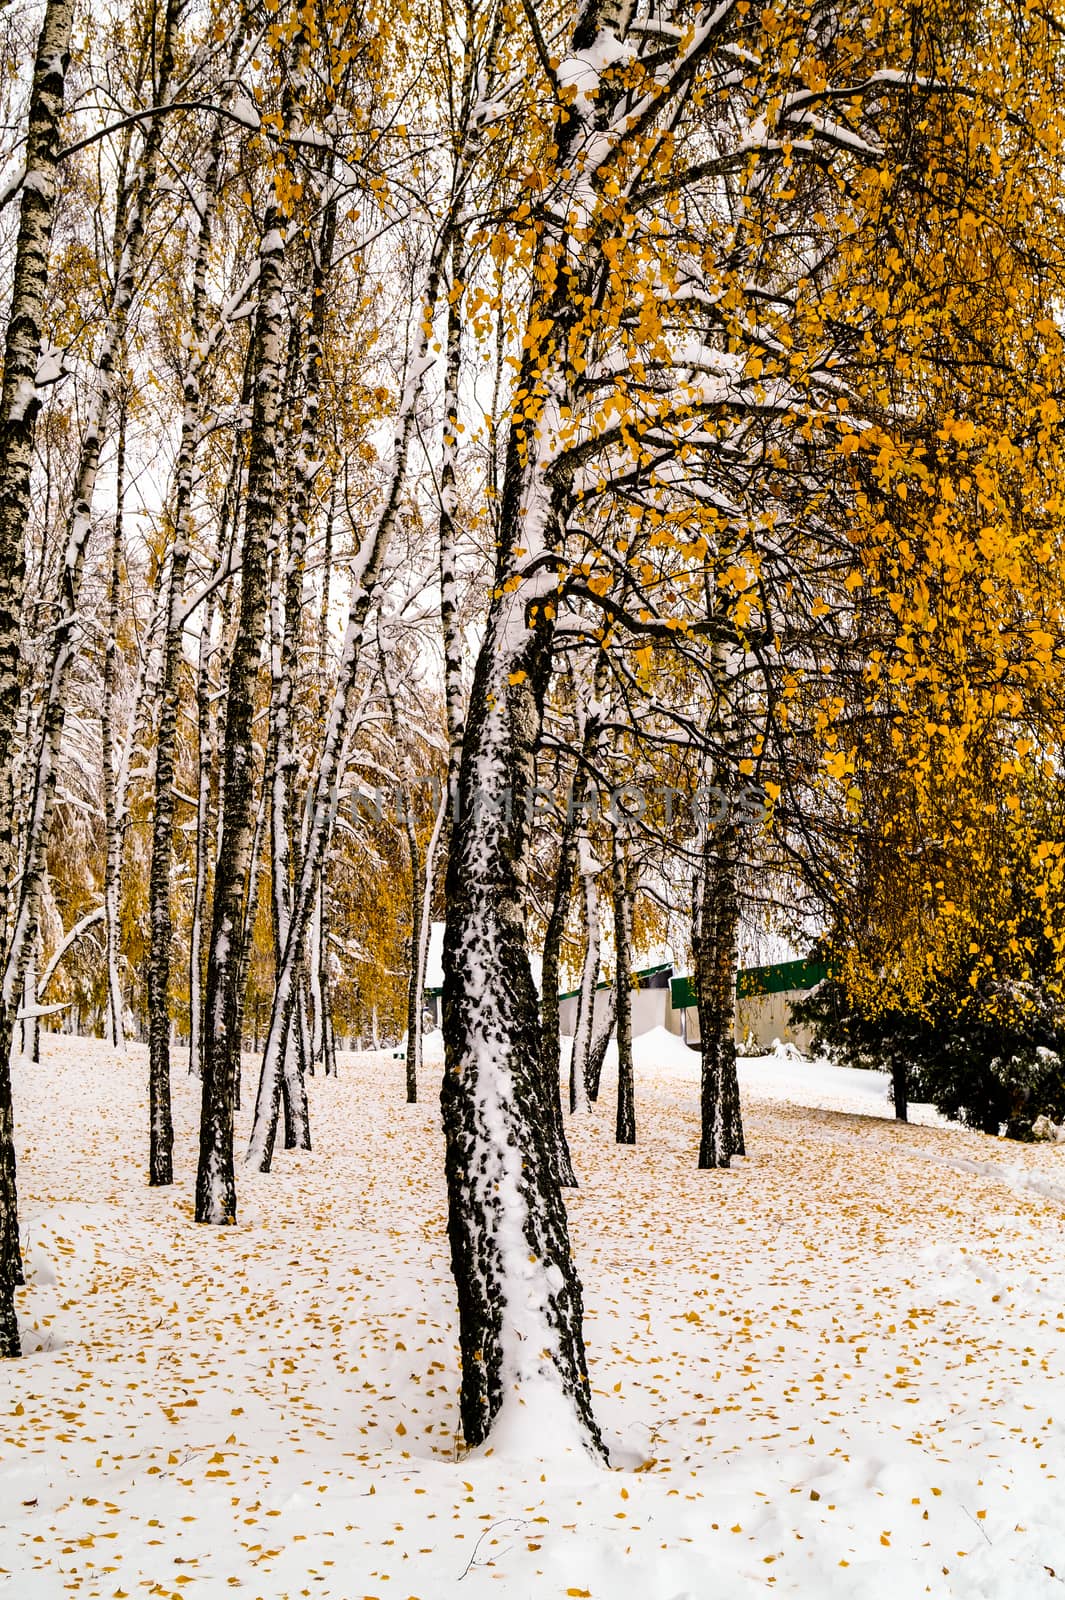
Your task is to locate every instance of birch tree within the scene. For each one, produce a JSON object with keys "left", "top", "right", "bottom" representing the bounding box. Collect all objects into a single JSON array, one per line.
[
  {"left": 437, "top": 0, "right": 980, "bottom": 1453},
  {"left": 195, "top": 73, "right": 292, "bottom": 1223},
  {"left": 0, "top": 0, "right": 74, "bottom": 1361}
]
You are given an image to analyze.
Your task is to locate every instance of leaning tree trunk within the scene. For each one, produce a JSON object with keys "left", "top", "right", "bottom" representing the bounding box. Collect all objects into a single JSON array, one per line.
[
  {"left": 891, "top": 1059, "right": 909, "bottom": 1123},
  {"left": 0, "top": 0, "right": 74, "bottom": 1359},
  {"left": 440, "top": 353, "right": 605, "bottom": 1456},
  {"left": 585, "top": 988, "right": 617, "bottom": 1106},
  {"left": 195, "top": 198, "right": 287, "bottom": 1224},
  {"left": 441, "top": 584, "right": 605, "bottom": 1455},
  {"left": 436, "top": 1, "right": 630, "bottom": 1435}
]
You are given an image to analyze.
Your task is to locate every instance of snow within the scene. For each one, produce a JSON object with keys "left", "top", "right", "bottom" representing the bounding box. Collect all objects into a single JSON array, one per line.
[
  {"left": 0, "top": 162, "right": 26, "bottom": 208},
  {"left": 7, "top": 377, "right": 37, "bottom": 423},
  {"left": 785, "top": 111, "right": 884, "bottom": 159},
  {"left": 230, "top": 94, "right": 261, "bottom": 130},
  {"left": 425, "top": 919, "right": 445, "bottom": 990},
  {"left": 3, "top": 1032, "right": 1065, "bottom": 1597},
  {"left": 34, "top": 342, "right": 65, "bottom": 387}
]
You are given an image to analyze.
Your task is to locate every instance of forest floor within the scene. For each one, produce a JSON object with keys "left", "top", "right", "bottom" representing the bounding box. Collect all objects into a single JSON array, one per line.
[{"left": 3, "top": 1030, "right": 1065, "bottom": 1599}]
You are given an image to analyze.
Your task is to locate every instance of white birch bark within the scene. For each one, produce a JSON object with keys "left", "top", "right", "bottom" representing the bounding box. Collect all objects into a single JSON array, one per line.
[{"left": 100, "top": 402, "right": 126, "bottom": 1054}]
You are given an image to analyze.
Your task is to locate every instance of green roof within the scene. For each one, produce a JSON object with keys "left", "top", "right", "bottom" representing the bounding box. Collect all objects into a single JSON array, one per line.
[
  {"left": 558, "top": 962, "right": 671, "bottom": 1004},
  {"left": 428, "top": 955, "right": 826, "bottom": 1007},
  {"left": 671, "top": 956, "right": 827, "bottom": 1011}
]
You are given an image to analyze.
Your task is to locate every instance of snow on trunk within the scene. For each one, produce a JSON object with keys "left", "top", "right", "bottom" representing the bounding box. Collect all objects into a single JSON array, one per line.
[
  {"left": 0, "top": 0, "right": 74, "bottom": 1359},
  {"left": 442, "top": 350, "right": 605, "bottom": 1456}
]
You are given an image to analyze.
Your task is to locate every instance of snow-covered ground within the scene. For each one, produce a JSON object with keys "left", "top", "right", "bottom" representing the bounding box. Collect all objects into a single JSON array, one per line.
[{"left": 3, "top": 1031, "right": 1065, "bottom": 1598}]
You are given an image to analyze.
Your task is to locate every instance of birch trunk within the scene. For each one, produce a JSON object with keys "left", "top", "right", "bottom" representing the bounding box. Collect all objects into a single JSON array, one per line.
[
  {"left": 540, "top": 665, "right": 606, "bottom": 1169},
  {"left": 611, "top": 831, "right": 635, "bottom": 1146},
  {"left": 436, "top": 0, "right": 643, "bottom": 1435},
  {"left": 0, "top": 0, "right": 72, "bottom": 957},
  {"left": 264, "top": 189, "right": 333, "bottom": 1148},
  {"left": 145, "top": 533, "right": 186, "bottom": 1184},
  {"left": 309, "top": 887, "right": 325, "bottom": 1069},
  {"left": 438, "top": 234, "right": 466, "bottom": 815},
  {"left": 570, "top": 829, "right": 600, "bottom": 1114},
  {"left": 402, "top": 793, "right": 425, "bottom": 1105},
  {"left": 267, "top": 515, "right": 310, "bottom": 1150},
  {"left": 585, "top": 988, "right": 617, "bottom": 1107},
  {"left": 440, "top": 283, "right": 604, "bottom": 1454},
  {"left": 0, "top": 0, "right": 74, "bottom": 1359},
  {"left": 233, "top": 772, "right": 270, "bottom": 1112},
  {"left": 19, "top": 945, "right": 36, "bottom": 1060},
  {"left": 440, "top": 487, "right": 605, "bottom": 1454},
  {"left": 410, "top": 786, "right": 447, "bottom": 1095},
  {"left": 189, "top": 363, "right": 250, "bottom": 1078},
  {"left": 309, "top": 492, "right": 334, "bottom": 1075},
  {"left": 188, "top": 595, "right": 216, "bottom": 1077},
  {"left": 693, "top": 797, "right": 744, "bottom": 1169},
  {"left": 101, "top": 401, "right": 126, "bottom": 1053},
  {"left": 195, "top": 198, "right": 287, "bottom": 1223}
]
